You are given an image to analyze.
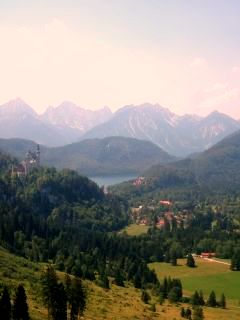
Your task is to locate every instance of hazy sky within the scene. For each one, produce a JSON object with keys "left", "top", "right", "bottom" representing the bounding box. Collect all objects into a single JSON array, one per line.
[{"left": 0, "top": 0, "right": 240, "bottom": 118}]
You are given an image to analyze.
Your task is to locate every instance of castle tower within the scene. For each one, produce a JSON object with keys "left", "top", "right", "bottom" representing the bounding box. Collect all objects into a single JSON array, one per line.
[{"left": 36, "top": 144, "right": 40, "bottom": 166}]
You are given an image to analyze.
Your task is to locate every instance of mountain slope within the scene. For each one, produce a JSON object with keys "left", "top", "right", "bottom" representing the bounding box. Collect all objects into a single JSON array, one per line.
[
  {"left": 82, "top": 104, "right": 240, "bottom": 156},
  {"left": 147, "top": 129, "right": 240, "bottom": 193},
  {"left": 113, "top": 130, "right": 240, "bottom": 199},
  {"left": 0, "top": 137, "right": 175, "bottom": 176}
]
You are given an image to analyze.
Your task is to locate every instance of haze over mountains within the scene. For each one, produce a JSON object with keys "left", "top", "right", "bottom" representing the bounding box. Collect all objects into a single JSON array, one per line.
[{"left": 0, "top": 99, "right": 239, "bottom": 156}]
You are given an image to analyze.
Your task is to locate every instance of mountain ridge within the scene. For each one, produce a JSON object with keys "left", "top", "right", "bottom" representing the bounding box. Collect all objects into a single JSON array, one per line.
[
  {"left": 0, "top": 136, "right": 175, "bottom": 176},
  {"left": 0, "top": 98, "right": 239, "bottom": 156}
]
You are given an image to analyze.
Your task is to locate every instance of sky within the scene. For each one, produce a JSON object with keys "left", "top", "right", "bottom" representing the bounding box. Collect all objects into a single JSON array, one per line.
[{"left": 0, "top": 0, "right": 240, "bottom": 118}]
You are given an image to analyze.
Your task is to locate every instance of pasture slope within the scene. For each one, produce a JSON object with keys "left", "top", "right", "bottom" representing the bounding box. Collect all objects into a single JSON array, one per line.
[{"left": 1, "top": 247, "right": 240, "bottom": 319}]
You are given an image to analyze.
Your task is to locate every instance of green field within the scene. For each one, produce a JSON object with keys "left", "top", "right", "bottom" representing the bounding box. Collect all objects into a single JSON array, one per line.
[
  {"left": 120, "top": 223, "right": 149, "bottom": 236},
  {"left": 150, "top": 258, "right": 240, "bottom": 305}
]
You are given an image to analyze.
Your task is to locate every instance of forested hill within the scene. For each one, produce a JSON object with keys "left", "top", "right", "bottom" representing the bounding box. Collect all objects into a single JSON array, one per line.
[
  {"left": 113, "top": 130, "right": 240, "bottom": 199},
  {"left": 0, "top": 136, "right": 175, "bottom": 175},
  {"left": 0, "top": 153, "right": 161, "bottom": 290}
]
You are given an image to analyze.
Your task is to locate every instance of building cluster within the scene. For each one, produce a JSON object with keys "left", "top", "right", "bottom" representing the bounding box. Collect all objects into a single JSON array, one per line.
[
  {"left": 11, "top": 145, "right": 40, "bottom": 178},
  {"left": 132, "top": 176, "right": 145, "bottom": 186}
]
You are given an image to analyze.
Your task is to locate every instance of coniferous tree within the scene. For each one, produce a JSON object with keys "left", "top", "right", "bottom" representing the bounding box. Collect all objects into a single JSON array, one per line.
[
  {"left": 40, "top": 264, "right": 59, "bottom": 319},
  {"left": 99, "top": 272, "right": 110, "bottom": 289},
  {"left": 185, "top": 307, "right": 192, "bottom": 319},
  {"left": 191, "top": 291, "right": 200, "bottom": 306},
  {"left": 54, "top": 283, "right": 67, "bottom": 320},
  {"left": 0, "top": 286, "right": 12, "bottom": 320},
  {"left": 170, "top": 250, "right": 177, "bottom": 266},
  {"left": 180, "top": 307, "right": 185, "bottom": 318},
  {"left": 114, "top": 268, "right": 125, "bottom": 287},
  {"left": 186, "top": 254, "right": 196, "bottom": 268},
  {"left": 207, "top": 290, "right": 217, "bottom": 307},
  {"left": 219, "top": 293, "right": 226, "bottom": 309},
  {"left": 230, "top": 249, "right": 240, "bottom": 270},
  {"left": 141, "top": 290, "right": 150, "bottom": 304},
  {"left": 133, "top": 271, "right": 142, "bottom": 289},
  {"left": 69, "top": 278, "right": 87, "bottom": 319},
  {"left": 161, "top": 277, "right": 168, "bottom": 298},
  {"left": 12, "top": 285, "right": 29, "bottom": 320},
  {"left": 193, "top": 306, "right": 204, "bottom": 320},
  {"left": 199, "top": 290, "right": 205, "bottom": 306}
]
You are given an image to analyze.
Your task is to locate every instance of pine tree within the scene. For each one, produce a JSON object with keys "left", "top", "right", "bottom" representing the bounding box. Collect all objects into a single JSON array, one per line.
[
  {"left": 99, "top": 272, "right": 110, "bottom": 289},
  {"left": 133, "top": 271, "right": 142, "bottom": 289},
  {"left": 69, "top": 278, "right": 87, "bottom": 319},
  {"left": 186, "top": 254, "right": 196, "bottom": 268},
  {"left": 40, "top": 264, "right": 59, "bottom": 319},
  {"left": 185, "top": 307, "right": 192, "bottom": 319},
  {"left": 54, "top": 283, "right": 67, "bottom": 320},
  {"left": 219, "top": 293, "right": 226, "bottom": 309},
  {"left": 191, "top": 290, "right": 200, "bottom": 306},
  {"left": 193, "top": 306, "right": 204, "bottom": 320},
  {"left": 141, "top": 290, "right": 150, "bottom": 304},
  {"left": 199, "top": 290, "right": 205, "bottom": 306},
  {"left": 207, "top": 290, "right": 217, "bottom": 307},
  {"left": 170, "top": 250, "right": 177, "bottom": 266},
  {"left": 12, "top": 285, "right": 30, "bottom": 320},
  {"left": 160, "top": 277, "right": 168, "bottom": 298},
  {"left": 180, "top": 307, "right": 185, "bottom": 318},
  {"left": 0, "top": 286, "right": 12, "bottom": 320},
  {"left": 114, "top": 268, "right": 125, "bottom": 287}
]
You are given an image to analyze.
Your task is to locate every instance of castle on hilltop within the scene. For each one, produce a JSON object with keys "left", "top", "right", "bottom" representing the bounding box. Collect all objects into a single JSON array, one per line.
[{"left": 12, "top": 145, "right": 40, "bottom": 177}]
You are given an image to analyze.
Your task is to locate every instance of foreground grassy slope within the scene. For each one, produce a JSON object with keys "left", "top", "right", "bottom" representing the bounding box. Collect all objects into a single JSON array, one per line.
[{"left": 1, "top": 247, "right": 240, "bottom": 319}]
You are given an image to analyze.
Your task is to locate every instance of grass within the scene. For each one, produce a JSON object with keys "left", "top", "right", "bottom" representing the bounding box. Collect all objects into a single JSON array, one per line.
[
  {"left": 149, "top": 257, "right": 240, "bottom": 307},
  {"left": 1, "top": 247, "right": 240, "bottom": 319},
  {"left": 120, "top": 223, "right": 149, "bottom": 236}
]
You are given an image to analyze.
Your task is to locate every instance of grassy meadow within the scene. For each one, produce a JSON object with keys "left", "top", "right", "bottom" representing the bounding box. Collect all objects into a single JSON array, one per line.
[
  {"left": 1, "top": 247, "right": 240, "bottom": 319},
  {"left": 120, "top": 223, "right": 150, "bottom": 236},
  {"left": 150, "top": 257, "right": 240, "bottom": 318}
]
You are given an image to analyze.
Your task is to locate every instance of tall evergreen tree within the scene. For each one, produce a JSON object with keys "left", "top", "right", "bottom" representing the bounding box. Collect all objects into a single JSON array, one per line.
[
  {"left": 54, "top": 283, "right": 67, "bottom": 320},
  {"left": 114, "top": 268, "right": 125, "bottom": 287},
  {"left": 207, "top": 290, "right": 217, "bottom": 307},
  {"left": 185, "top": 307, "right": 192, "bottom": 319},
  {"left": 69, "top": 278, "right": 87, "bottom": 319},
  {"left": 12, "top": 285, "right": 29, "bottom": 320},
  {"left": 193, "top": 306, "right": 204, "bottom": 320},
  {"left": 0, "top": 286, "right": 12, "bottom": 320},
  {"left": 199, "top": 290, "right": 205, "bottom": 306},
  {"left": 180, "top": 307, "right": 185, "bottom": 318},
  {"left": 186, "top": 254, "right": 196, "bottom": 268},
  {"left": 191, "top": 290, "right": 200, "bottom": 306},
  {"left": 141, "top": 290, "right": 150, "bottom": 304},
  {"left": 219, "top": 293, "right": 226, "bottom": 309},
  {"left": 40, "top": 264, "right": 59, "bottom": 319}
]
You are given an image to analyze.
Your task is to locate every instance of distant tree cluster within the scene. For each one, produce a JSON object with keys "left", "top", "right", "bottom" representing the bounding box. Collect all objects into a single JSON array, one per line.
[
  {"left": 0, "top": 284, "right": 29, "bottom": 320},
  {"left": 191, "top": 290, "right": 226, "bottom": 309},
  {"left": 159, "top": 277, "right": 183, "bottom": 303}
]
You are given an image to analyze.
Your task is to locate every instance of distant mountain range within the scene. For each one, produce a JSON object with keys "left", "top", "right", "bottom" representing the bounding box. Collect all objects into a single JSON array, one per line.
[
  {"left": 0, "top": 136, "right": 174, "bottom": 176},
  {"left": 0, "top": 99, "right": 239, "bottom": 156},
  {"left": 0, "top": 99, "right": 112, "bottom": 147},
  {"left": 82, "top": 104, "right": 240, "bottom": 156}
]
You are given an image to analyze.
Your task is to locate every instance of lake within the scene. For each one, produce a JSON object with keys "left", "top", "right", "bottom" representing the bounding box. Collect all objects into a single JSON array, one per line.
[{"left": 89, "top": 174, "right": 137, "bottom": 187}]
